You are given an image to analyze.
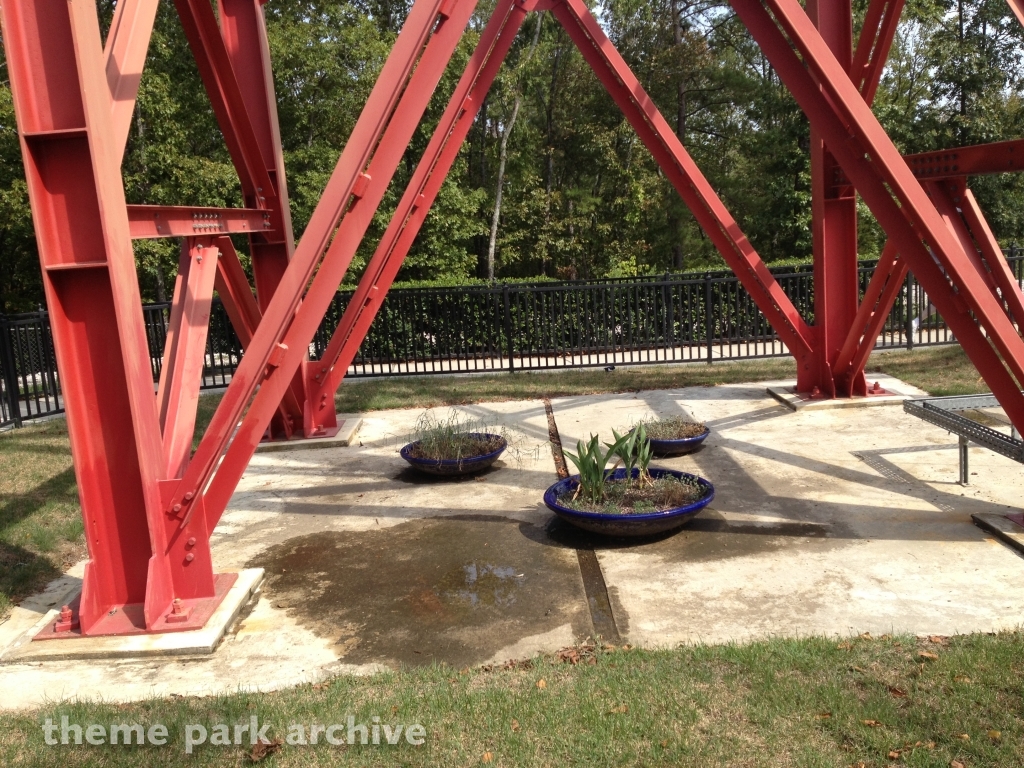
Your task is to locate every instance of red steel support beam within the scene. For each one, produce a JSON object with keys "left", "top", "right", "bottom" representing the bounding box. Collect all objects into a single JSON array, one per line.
[
  {"left": 833, "top": 241, "right": 908, "bottom": 394},
  {"left": 807, "top": 0, "right": 860, "bottom": 398},
  {"left": 104, "top": 0, "right": 160, "bottom": 162},
  {"left": 730, "top": 0, "right": 1024, "bottom": 430},
  {"left": 0, "top": 0, "right": 225, "bottom": 635},
  {"left": 311, "top": 0, "right": 530, "bottom": 396},
  {"left": 956, "top": 181, "right": 1024, "bottom": 325},
  {"left": 127, "top": 204, "right": 271, "bottom": 239},
  {"left": 213, "top": 236, "right": 263, "bottom": 350},
  {"left": 834, "top": 139, "right": 1024, "bottom": 188},
  {"left": 317, "top": 0, "right": 815, "bottom": 396},
  {"left": 173, "top": 0, "right": 275, "bottom": 211},
  {"left": 827, "top": 0, "right": 903, "bottom": 395},
  {"left": 851, "top": 0, "right": 904, "bottom": 103},
  {"left": 200, "top": 0, "right": 482, "bottom": 521},
  {"left": 168, "top": 0, "right": 466, "bottom": 526},
  {"left": 217, "top": 0, "right": 322, "bottom": 438},
  {"left": 157, "top": 238, "right": 219, "bottom": 479},
  {"left": 552, "top": 0, "right": 814, "bottom": 367}
]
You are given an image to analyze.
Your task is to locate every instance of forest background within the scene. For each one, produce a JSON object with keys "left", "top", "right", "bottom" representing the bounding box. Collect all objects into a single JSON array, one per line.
[{"left": 0, "top": 0, "right": 1023, "bottom": 311}]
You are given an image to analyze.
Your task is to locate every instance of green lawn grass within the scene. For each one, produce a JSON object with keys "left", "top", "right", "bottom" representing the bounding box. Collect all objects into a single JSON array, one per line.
[
  {"left": 1, "top": 633, "right": 1021, "bottom": 766},
  {"left": 2, "top": 344, "right": 1019, "bottom": 768}
]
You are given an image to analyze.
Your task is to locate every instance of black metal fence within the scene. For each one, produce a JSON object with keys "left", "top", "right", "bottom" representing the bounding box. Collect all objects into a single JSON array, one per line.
[{"left": 3, "top": 251, "right": 1020, "bottom": 429}]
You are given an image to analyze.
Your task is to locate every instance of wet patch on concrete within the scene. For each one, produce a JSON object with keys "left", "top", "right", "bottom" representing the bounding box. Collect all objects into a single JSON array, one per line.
[{"left": 247, "top": 516, "right": 590, "bottom": 668}]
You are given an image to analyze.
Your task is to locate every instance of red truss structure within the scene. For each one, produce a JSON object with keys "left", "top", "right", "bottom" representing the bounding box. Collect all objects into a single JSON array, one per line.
[{"left": 4, "top": 0, "right": 1024, "bottom": 636}]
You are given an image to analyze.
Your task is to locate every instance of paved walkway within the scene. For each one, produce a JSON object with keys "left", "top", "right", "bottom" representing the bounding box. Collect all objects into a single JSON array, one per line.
[{"left": 2, "top": 374, "right": 1023, "bottom": 708}]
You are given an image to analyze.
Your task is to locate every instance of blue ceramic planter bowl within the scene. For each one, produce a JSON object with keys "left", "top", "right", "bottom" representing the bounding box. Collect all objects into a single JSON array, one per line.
[
  {"left": 544, "top": 467, "right": 714, "bottom": 537},
  {"left": 400, "top": 433, "right": 507, "bottom": 476},
  {"left": 645, "top": 425, "right": 711, "bottom": 456}
]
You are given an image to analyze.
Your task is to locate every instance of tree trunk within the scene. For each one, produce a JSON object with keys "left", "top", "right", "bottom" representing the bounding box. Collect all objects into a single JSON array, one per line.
[{"left": 487, "top": 14, "right": 543, "bottom": 282}]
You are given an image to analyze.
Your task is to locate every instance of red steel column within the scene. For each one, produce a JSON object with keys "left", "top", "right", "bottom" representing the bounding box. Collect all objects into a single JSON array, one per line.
[
  {"left": 807, "top": 0, "right": 862, "bottom": 397},
  {"left": 0, "top": 0, "right": 223, "bottom": 635}
]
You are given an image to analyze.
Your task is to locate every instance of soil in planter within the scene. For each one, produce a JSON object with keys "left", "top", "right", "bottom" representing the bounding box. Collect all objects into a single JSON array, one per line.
[
  {"left": 558, "top": 475, "right": 707, "bottom": 515},
  {"left": 409, "top": 432, "right": 505, "bottom": 461},
  {"left": 641, "top": 416, "right": 707, "bottom": 441}
]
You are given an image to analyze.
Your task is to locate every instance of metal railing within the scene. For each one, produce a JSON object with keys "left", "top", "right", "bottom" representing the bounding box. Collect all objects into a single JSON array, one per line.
[{"left": 3, "top": 250, "right": 1020, "bottom": 429}]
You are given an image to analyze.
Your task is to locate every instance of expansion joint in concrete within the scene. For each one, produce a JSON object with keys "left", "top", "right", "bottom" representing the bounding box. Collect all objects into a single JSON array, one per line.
[{"left": 543, "top": 398, "right": 622, "bottom": 644}]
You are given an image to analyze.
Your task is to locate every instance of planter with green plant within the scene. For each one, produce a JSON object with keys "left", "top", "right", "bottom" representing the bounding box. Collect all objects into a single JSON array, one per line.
[
  {"left": 400, "top": 410, "right": 521, "bottom": 476},
  {"left": 634, "top": 415, "right": 710, "bottom": 456},
  {"left": 543, "top": 424, "right": 714, "bottom": 536}
]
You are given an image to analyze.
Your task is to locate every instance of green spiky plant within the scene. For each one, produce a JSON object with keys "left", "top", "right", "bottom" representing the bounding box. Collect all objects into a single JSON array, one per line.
[
  {"left": 608, "top": 424, "right": 654, "bottom": 487},
  {"left": 563, "top": 432, "right": 630, "bottom": 504}
]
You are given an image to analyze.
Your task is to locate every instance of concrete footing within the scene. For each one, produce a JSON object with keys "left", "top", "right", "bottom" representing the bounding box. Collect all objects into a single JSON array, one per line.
[
  {"left": 767, "top": 374, "right": 916, "bottom": 411},
  {"left": 254, "top": 416, "right": 362, "bottom": 453},
  {"left": 0, "top": 569, "right": 264, "bottom": 662}
]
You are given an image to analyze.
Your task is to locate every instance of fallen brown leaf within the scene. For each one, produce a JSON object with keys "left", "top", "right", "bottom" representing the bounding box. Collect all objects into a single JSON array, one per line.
[
  {"left": 954, "top": 675, "right": 972, "bottom": 683},
  {"left": 918, "top": 651, "right": 939, "bottom": 660},
  {"left": 248, "top": 738, "right": 282, "bottom": 763},
  {"left": 659, "top": 740, "right": 668, "bottom": 747},
  {"left": 482, "top": 751, "right": 494, "bottom": 763},
  {"left": 861, "top": 719, "right": 883, "bottom": 727},
  {"left": 950, "top": 761, "right": 965, "bottom": 768},
  {"left": 814, "top": 712, "right": 832, "bottom": 720},
  {"left": 957, "top": 733, "right": 970, "bottom": 741},
  {"left": 928, "top": 635, "right": 948, "bottom": 645},
  {"left": 837, "top": 642, "right": 852, "bottom": 650},
  {"left": 888, "top": 750, "right": 901, "bottom": 759},
  {"left": 988, "top": 729, "right": 1001, "bottom": 741},
  {"left": 608, "top": 704, "right": 629, "bottom": 714},
  {"left": 860, "top": 632, "right": 873, "bottom": 640},
  {"left": 536, "top": 679, "right": 547, "bottom": 689},
  {"left": 391, "top": 705, "right": 399, "bottom": 715},
  {"left": 851, "top": 665, "right": 867, "bottom": 673},
  {"left": 888, "top": 686, "right": 908, "bottom": 698},
  {"left": 511, "top": 719, "right": 520, "bottom": 733}
]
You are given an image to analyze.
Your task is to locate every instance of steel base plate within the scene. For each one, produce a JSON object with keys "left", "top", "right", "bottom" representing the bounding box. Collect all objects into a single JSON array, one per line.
[{"left": 33, "top": 572, "right": 238, "bottom": 641}]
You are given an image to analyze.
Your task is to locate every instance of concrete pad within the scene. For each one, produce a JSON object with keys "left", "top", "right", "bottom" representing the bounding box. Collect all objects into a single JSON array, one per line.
[
  {"left": 0, "top": 400, "right": 580, "bottom": 709},
  {"left": 0, "top": 569, "right": 264, "bottom": 662},
  {"left": 767, "top": 373, "right": 921, "bottom": 411},
  {"left": 551, "top": 379, "right": 1024, "bottom": 646},
  {"left": 253, "top": 414, "right": 362, "bottom": 453},
  {"left": 7, "top": 383, "right": 1024, "bottom": 710}
]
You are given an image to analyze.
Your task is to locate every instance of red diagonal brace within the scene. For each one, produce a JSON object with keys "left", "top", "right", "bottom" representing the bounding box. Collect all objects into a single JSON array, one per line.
[
  {"left": 169, "top": 0, "right": 465, "bottom": 525},
  {"left": 953, "top": 181, "right": 1024, "bottom": 327},
  {"left": 157, "top": 239, "right": 220, "bottom": 479},
  {"left": 553, "top": 0, "right": 813, "bottom": 365},
  {"left": 312, "top": 0, "right": 528, "bottom": 397},
  {"left": 833, "top": 241, "right": 907, "bottom": 394},
  {"left": 213, "top": 237, "right": 263, "bottom": 350},
  {"left": 173, "top": 0, "right": 276, "bottom": 210},
  {"left": 104, "top": 0, "right": 160, "bottom": 161},
  {"left": 731, "top": 0, "right": 1024, "bottom": 430},
  {"left": 201, "top": 0, "right": 481, "bottom": 520},
  {"left": 851, "top": 0, "right": 904, "bottom": 103}
]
